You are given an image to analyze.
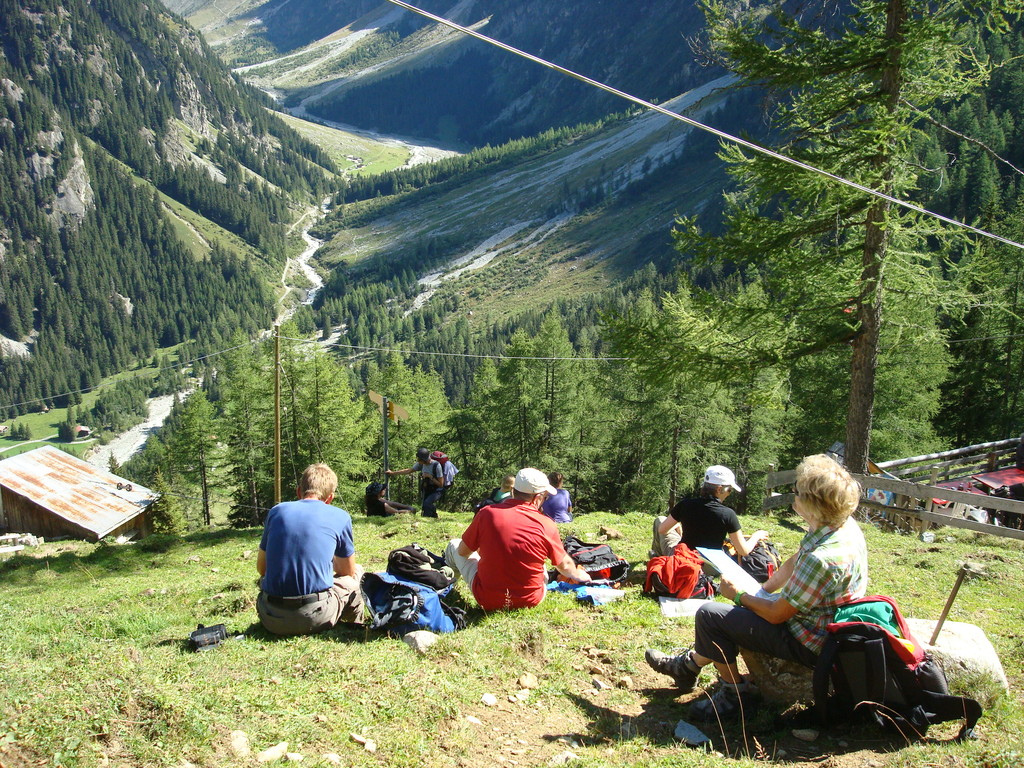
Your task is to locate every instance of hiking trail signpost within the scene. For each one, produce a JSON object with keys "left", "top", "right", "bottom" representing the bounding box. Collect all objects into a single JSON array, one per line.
[{"left": 368, "top": 391, "right": 409, "bottom": 475}]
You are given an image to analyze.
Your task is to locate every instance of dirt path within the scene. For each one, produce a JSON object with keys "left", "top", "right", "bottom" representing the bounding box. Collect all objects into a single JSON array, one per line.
[
  {"left": 85, "top": 392, "right": 181, "bottom": 470},
  {"left": 277, "top": 201, "right": 327, "bottom": 324}
]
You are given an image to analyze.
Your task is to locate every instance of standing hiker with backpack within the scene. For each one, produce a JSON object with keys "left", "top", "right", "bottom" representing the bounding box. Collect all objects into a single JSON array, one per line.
[
  {"left": 645, "top": 454, "right": 867, "bottom": 721},
  {"left": 386, "top": 447, "right": 450, "bottom": 518}
]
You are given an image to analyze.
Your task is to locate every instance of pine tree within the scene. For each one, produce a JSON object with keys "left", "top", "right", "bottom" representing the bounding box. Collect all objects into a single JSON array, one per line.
[
  {"left": 148, "top": 469, "right": 187, "bottom": 535},
  {"left": 278, "top": 329, "right": 375, "bottom": 508},
  {"left": 609, "top": 0, "right": 1021, "bottom": 472},
  {"left": 221, "top": 336, "right": 274, "bottom": 528},
  {"left": 939, "top": 198, "right": 1024, "bottom": 442},
  {"left": 168, "top": 389, "right": 218, "bottom": 526},
  {"left": 57, "top": 417, "right": 76, "bottom": 443},
  {"left": 366, "top": 352, "right": 450, "bottom": 499}
]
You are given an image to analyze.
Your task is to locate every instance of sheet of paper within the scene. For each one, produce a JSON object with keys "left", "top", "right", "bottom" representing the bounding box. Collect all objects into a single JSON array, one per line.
[
  {"left": 695, "top": 546, "right": 766, "bottom": 596},
  {"left": 658, "top": 597, "right": 710, "bottom": 617}
]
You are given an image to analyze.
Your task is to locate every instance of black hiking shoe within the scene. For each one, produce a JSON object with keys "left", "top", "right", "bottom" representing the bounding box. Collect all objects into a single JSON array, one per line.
[
  {"left": 689, "top": 680, "right": 758, "bottom": 721},
  {"left": 645, "top": 648, "right": 699, "bottom": 692}
]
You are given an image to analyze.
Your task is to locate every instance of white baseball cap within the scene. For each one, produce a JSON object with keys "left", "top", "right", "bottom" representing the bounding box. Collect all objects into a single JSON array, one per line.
[
  {"left": 705, "top": 465, "right": 742, "bottom": 493},
  {"left": 514, "top": 467, "right": 558, "bottom": 496}
]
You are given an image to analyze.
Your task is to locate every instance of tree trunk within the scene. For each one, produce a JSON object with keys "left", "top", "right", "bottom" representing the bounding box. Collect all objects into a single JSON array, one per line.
[
  {"left": 845, "top": 0, "right": 906, "bottom": 474},
  {"left": 846, "top": 217, "right": 885, "bottom": 474},
  {"left": 199, "top": 446, "right": 211, "bottom": 526},
  {"left": 669, "top": 422, "right": 680, "bottom": 509}
]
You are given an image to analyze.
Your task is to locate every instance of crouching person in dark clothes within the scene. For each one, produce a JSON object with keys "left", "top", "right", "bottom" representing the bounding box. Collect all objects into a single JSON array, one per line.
[
  {"left": 645, "top": 454, "right": 867, "bottom": 720},
  {"left": 257, "top": 463, "right": 364, "bottom": 635}
]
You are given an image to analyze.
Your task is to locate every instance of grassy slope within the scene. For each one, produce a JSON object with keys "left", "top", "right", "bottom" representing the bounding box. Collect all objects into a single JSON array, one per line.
[
  {"left": 276, "top": 113, "right": 409, "bottom": 177},
  {"left": 318, "top": 83, "right": 732, "bottom": 329},
  {"left": 0, "top": 509, "right": 1021, "bottom": 768}
]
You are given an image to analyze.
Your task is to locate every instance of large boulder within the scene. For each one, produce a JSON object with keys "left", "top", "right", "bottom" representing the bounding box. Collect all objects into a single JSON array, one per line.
[
  {"left": 741, "top": 619, "right": 1009, "bottom": 710},
  {"left": 905, "top": 618, "right": 1008, "bottom": 707}
]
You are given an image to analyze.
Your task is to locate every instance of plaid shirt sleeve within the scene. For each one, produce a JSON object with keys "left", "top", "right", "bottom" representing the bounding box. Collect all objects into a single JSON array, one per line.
[{"left": 782, "top": 546, "right": 831, "bottom": 612}]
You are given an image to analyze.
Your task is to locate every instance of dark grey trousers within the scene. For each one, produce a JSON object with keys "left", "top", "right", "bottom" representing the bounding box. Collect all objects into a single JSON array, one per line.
[
  {"left": 256, "top": 574, "right": 364, "bottom": 636},
  {"left": 693, "top": 601, "right": 818, "bottom": 668}
]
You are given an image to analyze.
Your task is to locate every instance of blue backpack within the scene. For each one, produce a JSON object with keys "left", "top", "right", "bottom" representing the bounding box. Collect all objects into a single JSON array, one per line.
[{"left": 360, "top": 572, "right": 466, "bottom": 635}]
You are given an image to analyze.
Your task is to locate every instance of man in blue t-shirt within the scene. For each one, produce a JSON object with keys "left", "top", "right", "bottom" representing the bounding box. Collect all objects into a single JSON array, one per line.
[{"left": 256, "top": 463, "right": 364, "bottom": 635}]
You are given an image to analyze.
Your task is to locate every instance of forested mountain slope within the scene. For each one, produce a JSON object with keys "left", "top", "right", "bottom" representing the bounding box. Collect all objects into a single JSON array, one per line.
[
  {"left": 295, "top": 76, "right": 752, "bottom": 398},
  {"left": 168, "top": 0, "right": 714, "bottom": 147},
  {"left": 117, "top": 2, "right": 1024, "bottom": 522},
  {"left": 0, "top": 0, "right": 337, "bottom": 418}
]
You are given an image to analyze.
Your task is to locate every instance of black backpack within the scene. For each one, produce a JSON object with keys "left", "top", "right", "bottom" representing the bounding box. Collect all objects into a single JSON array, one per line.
[
  {"left": 725, "top": 539, "right": 781, "bottom": 583},
  {"left": 386, "top": 543, "right": 455, "bottom": 592},
  {"left": 813, "top": 595, "right": 982, "bottom": 742},
  {"left": 560, "top": 535, "right": 631, "bottom": 584}
]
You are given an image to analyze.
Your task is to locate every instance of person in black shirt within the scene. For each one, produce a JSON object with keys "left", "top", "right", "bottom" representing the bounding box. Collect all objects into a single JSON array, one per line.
[
  {"left": 650, "top": 465, "right": 767, "bottom": 557},
  {"left": 364, "top": 481, "right": 416, "bottom": 517}
]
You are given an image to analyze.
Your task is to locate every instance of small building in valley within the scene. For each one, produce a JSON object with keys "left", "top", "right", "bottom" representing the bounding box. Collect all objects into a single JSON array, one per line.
[{"left": 0, "top": 445, "right": 154, "bottom": 541}]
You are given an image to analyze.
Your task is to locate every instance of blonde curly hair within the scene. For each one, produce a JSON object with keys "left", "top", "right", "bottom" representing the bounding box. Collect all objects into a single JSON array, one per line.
[{"left": 795, "top": 454, "right": 861, "bottom": 528}]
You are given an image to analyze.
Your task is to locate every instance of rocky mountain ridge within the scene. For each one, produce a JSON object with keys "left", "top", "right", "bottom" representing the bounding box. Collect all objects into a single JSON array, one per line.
[{"left": 171, "top": 0, "right": 716, "bottom": 147}]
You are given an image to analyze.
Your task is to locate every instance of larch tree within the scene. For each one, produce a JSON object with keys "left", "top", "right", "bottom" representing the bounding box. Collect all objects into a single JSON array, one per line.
[
  {"left": 609, "top": 0, "right": 1021, "bottom": 473},
  {"left": 220, "top": 335, "right": 275, "bottom": 527},
  {"left": 168, "top": 388, "right": 219, "bottom": 526},
  {"left": 366, "top": 352, "right": 451, "bottom": 485},
  {"left": 278, "top": 330, "right": 375, "bottom": 509}
]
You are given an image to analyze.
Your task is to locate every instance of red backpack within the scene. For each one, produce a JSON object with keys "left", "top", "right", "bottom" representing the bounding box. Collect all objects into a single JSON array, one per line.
[{"left": 643, "top": 545, "right": 713, "bottom": 599}]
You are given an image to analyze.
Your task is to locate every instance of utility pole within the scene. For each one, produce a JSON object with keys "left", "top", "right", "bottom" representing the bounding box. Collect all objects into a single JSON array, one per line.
[
  {"left": 274, "top": 324, "right": 281, "bottom": 505},
  {"left": 382, "top": 395, "right": 390, "bottom": 476}
]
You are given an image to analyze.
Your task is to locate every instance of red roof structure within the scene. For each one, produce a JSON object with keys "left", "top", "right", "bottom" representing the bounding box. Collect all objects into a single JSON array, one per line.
[{"left": 0, "top": 445, "right": 154, "bottom": 541}]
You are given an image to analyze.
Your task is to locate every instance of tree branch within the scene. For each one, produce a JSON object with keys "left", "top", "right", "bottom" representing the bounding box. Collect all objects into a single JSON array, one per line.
[{"left": 903, "top": 97, "right": 1024, "bottom": 178}]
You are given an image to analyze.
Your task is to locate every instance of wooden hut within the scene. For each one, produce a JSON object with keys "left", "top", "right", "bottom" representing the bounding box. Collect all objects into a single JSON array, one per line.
[{"left": 0, "top": 445, "right": 154, "bottom": 541}]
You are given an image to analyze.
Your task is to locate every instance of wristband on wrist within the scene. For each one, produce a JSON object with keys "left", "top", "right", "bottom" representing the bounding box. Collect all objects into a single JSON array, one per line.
[{"left": 733, "top": 590, "right": 746, "bottom": 607}]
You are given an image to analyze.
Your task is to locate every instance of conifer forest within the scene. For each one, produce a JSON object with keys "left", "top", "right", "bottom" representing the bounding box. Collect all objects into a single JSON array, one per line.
[{"left": 1, "top": 0, "right": 1024, "bottom": 527}]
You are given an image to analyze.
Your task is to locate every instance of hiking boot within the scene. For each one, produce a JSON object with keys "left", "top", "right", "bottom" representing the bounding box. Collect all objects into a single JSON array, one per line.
[
  {"left": 645, "top": 649, "right": 699, "bottom": 692},
  {"left": 689, "top": 679, "right": 758, "bottom": 722}
]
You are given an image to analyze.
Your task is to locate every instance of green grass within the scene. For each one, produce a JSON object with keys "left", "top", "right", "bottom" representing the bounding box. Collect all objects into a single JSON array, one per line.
[
  {"left": 1, "top": 510, "right": 1021, "bottom": 767},
  {"left": 0, "top": 343, "right": 193, "bottom": 461},
  {"left": 276, "top": 113, "right": 411, "bottom": 177}
]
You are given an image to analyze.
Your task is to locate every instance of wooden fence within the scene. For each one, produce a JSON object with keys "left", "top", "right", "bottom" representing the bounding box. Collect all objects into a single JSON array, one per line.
[
  {"left": 873, "top": 438, "right": 1019, "bottom": 484},
  {"left": 763, "top": 440, "right": 1024, "bottom": 543}
]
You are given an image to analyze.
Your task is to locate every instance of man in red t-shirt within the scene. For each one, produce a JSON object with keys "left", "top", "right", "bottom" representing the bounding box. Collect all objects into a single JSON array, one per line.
[{"left": 445, "top": 468, "right": 590, "bottom": 610}]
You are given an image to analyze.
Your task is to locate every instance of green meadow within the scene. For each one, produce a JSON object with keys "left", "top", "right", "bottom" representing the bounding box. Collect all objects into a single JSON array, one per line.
[{"left": 0, "top": 509, "right": 1020, "bottom": 767}]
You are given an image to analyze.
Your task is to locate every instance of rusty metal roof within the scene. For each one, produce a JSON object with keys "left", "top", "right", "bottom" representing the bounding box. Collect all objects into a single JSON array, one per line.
[{"left": 0, "top": 445, "right": 155, "bottom": 538}]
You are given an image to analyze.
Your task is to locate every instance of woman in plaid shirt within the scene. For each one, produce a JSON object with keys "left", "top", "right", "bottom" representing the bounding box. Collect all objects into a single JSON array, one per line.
[{"left": 645, "top": 453, "right": 867, "bottom": 720}]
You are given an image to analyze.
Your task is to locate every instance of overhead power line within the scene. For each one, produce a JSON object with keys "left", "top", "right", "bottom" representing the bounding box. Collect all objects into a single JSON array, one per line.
[
  {"left": 277, "top": 335, "right": 626, "bottom": 361},
  {"left": 0, "top": 340, "right": 257, "bottom": 412},
  {"left": 9, "top": 323, "right": 1024, "bottom": 417},
  {"left": 383, "top": 0, "right": 1024, "bottom": 252}
]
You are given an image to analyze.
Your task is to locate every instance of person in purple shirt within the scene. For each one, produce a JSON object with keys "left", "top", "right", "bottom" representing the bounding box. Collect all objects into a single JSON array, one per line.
[
  {"left": 541, "top": 471, "right": 573, "bottom": 523},
  {"left": 256, "top": 463, "right": 364, "bottom": 635}
]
